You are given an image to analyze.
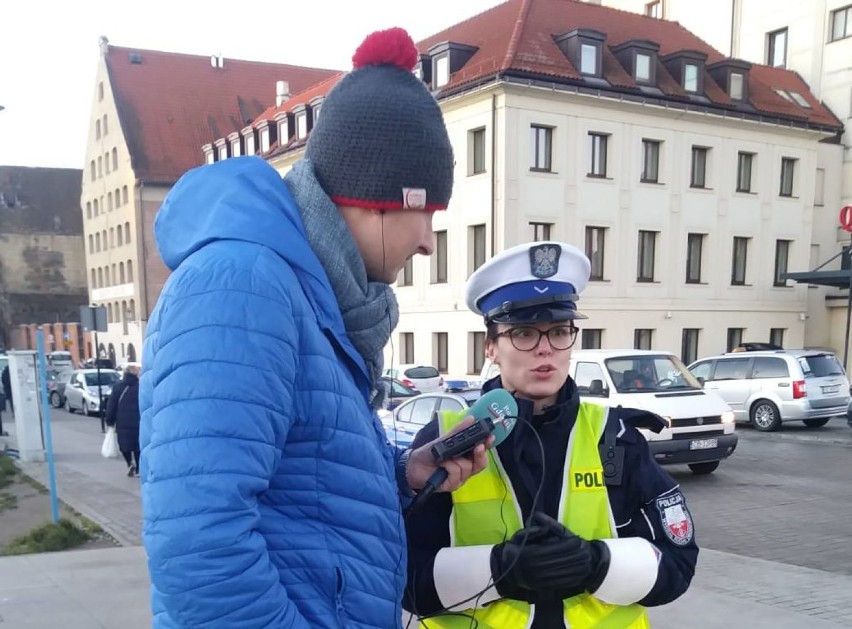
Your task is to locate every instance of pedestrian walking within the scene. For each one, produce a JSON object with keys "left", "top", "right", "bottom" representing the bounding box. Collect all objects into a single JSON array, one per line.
[{"left": 105, "top": 364, "right": 140, "bottom": 476}]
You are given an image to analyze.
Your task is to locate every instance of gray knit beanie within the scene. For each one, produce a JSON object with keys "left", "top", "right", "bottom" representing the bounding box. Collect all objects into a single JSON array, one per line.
[{"left": 305, "top": 27, "right": 454, "bottom": 211}]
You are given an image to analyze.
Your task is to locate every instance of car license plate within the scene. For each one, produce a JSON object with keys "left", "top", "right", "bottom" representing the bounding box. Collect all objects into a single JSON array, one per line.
[
  {"left": 689, "top": 438, "right": 718, "bottom": 450},
  {"left": 822, "top": 385, "right": 839, "bottom": 394}
]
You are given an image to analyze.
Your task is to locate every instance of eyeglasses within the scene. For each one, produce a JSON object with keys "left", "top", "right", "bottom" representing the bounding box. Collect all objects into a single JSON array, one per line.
[{"left": 494, "top": 325, "right": 579, "bottom": 351}]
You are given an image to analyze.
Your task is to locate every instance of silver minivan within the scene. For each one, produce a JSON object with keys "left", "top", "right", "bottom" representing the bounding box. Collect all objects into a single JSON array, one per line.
[{"left": 688, "top": 350, "right": 850, "bottom": 431}]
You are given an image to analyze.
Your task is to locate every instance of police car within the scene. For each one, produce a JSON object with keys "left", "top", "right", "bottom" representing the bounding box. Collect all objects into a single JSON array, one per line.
[{"left": 381, "top": 391, "right": 480, "bottom": 448}]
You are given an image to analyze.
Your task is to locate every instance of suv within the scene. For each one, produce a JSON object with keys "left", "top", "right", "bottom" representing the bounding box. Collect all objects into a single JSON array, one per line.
[{"left": 688, "top": 350, "right": 850, "bottom": 432}]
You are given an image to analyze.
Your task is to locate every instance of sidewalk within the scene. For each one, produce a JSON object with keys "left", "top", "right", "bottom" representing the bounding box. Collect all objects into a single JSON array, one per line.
[{"left": 1, "top": 411, "right": 851, "bottom": 628}]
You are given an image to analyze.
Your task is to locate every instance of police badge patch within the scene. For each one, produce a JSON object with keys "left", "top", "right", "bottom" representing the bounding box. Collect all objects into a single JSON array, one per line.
[
  {"left": 529, "top": 244, "right": 561, "bottom": 278},
  {"left": 655, "top": 491, "right": 694, "bottom": 546}
]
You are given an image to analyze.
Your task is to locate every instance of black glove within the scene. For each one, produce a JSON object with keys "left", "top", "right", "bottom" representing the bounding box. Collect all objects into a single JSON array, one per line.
[{"left": 490, "top": 512, "right": 610, "bottom": 603}]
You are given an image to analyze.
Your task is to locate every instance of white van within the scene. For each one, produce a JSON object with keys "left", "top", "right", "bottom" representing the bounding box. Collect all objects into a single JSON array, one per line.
[{"left": 481, "top": 349, "right": 738, "bottom": 474}]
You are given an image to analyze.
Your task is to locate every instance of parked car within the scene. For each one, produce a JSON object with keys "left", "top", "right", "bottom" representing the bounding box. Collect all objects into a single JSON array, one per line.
[
  {"left": 62, "top": 369, "right": 121, "bottom": 416},
  {"left": 382, "top": 364, "right": 444, "bottom": 393},
  {"left": 688, "top": 349, "right": 851, "bottom": 432},
  {"left": 381, "top": 391, "right": 481, "bottom": 448},
  {"left": 481, "top": 349, "right": 738, "bottom": 475},
  {"left": 380, "top": 376, "right": 419, "bottom": 411},
  {"left": 45, "top": 369, "right": 67, "bottom": 408},
  {"left": 46, "top": 350, "right": 74, "bottom": 370}
]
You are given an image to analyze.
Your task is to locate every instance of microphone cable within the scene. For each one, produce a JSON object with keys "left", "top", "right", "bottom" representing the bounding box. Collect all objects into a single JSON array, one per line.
[{"left": 407, "top": 414, "right": 547, "bottom": 629}]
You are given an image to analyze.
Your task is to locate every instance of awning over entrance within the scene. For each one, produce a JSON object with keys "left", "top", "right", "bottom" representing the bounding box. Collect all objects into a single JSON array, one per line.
[{"left": 783, "top": 270, "right": 852, "bottom": 289}]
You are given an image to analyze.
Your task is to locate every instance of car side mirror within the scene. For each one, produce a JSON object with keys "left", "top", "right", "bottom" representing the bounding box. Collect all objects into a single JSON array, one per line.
[
  {"left": 73, "top": 382, "right": 84, "bottom": 389},
  {"left": 696, "top": 376, "right": 705, "bottom": 386}
]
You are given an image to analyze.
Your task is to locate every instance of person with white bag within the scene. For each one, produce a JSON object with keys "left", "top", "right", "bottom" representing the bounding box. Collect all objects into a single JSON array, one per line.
[{"left": 105, "top": 364, "right": 141, "bottom": 476}]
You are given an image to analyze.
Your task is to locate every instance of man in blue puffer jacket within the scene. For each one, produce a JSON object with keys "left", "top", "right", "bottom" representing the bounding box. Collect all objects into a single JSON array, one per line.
[{"left": 139, "top": 28, "right": 490, "bottom": 628}]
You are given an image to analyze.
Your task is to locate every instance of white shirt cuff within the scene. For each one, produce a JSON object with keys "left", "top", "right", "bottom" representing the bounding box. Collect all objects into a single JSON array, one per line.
[
  {"left": 433, "top": 545, "right": 501, "bottom": 609},
  {"left": 592, "top": 538, "right": 660, "bottom": 605}
]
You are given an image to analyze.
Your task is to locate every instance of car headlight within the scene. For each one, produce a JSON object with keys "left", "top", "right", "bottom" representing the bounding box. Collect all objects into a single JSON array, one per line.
[{"left": 721, "top": 410, "right": 735, "bottom": 423}]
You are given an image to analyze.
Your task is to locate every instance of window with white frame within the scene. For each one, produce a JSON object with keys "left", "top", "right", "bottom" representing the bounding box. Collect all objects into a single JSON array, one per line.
[
  {"left": 469, "top": 128, "right": 486, "bottom": 175},
  {"left": 245, "top": 134, "right": 255, "bottom": 155},
  {"left": 831, "top": 5, "right": 851, "bottom": 41},
  {"left": 686, "top": 233, "right": 705, "bottom": 284},
  {"left": 585, "top": 226, "right": 606, "bottom": 281},
  {"left": 434, "top": 55, "right": 450, "bottom": 88},
  {"left": 231, "top": 139, "right": 241, "bottom": 157},
  {"left": 431, "top": 230, "right": 448, "bottom": 283},
  {"left": 641, "top": 140, "right": 661, "bottom": 183},
  {"left": 581, "top": 329, "right": 603, "bottom": 350},
  {"left": 645, "top": 0, "right": 662, "bottom": 17},
  {"left": 580, "top": 43, "right": 598, "bottom": 75},
  {"left": 729, "top": 72, "right": 745, "bottom": 100},
  {"left": 588, "top": 132, "right": 608, "bottom": 177},
  {"left": 469, "top": 224, "right": 487, "bottom": 275},
  {"left": 780, "top": 157, "right": 796, "bottom": 197},
  {"left": 736, "top": 152, "right": 754, "bottom": 192},
  {"left": 683, "top": 63, "right": 699, "bottom": 92},
  {"left": 296, "top": 113, "right": 308, "bottom": 139},
  {"left": 530, "top": 125, "right": 553, "bottom": 171},
  {"left": 260, "top": 128, "right": 270, "bottom": 153},
  {"left": 731, "top": 236, "right": 749, "bottom": 285},
  {"left": 774, "top": 239, "right": 791, "bottom": 286},
  {"left": 635, "top": 53, "right": 651, "bottom": 82},
  {"left": 690, "top": 146, "right": 708, "bottom": 188},
  {"left": 767, "top": 28, "right": 788, "bottom": 67},
  {"left": 637, "top": 230, "right": 658, "bottom": 282},
  {"left": 531, "top": 222, "right": 553, "bottom": 242},
  {"left": 400, "top": 332, "right": 415, "bottom": 364},
  {"left": 433, "top": 332, "right": 449, "bottom": 373}
]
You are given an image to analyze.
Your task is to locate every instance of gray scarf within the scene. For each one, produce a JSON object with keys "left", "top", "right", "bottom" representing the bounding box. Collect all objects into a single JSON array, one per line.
[{"left": 284, "top": 160, "right": 399, "bottom": 407}]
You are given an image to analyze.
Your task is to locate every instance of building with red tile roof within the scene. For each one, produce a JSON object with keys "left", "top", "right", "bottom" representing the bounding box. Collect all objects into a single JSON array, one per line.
[{"left": 79, "top": 37, "right": 338, "bottom": 365}]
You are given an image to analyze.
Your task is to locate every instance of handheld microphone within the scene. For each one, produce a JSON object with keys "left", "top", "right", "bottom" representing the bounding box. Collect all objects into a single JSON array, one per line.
[{"left": 404, "top": 389, "right": 518, "bottom": 515}]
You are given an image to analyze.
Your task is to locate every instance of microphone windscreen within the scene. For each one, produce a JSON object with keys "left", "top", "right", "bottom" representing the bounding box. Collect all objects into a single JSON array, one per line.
[{"left": 466, "top": 388, "right": 518, "bottom": 446}]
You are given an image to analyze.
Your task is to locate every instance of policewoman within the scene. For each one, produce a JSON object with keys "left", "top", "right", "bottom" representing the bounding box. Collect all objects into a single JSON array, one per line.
[{"left": 404, "top": 242, "right": 698, "bottom": 628}]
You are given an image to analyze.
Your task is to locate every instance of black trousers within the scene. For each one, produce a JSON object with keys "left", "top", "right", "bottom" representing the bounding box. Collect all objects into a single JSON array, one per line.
[{"left": 121, "top": 449, "right": 140, "bottom": 468}]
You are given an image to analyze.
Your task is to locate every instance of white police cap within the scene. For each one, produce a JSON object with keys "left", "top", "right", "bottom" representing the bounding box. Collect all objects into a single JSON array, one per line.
[{"left": 465, "top": 241, "right": 591, "bottom": 323}]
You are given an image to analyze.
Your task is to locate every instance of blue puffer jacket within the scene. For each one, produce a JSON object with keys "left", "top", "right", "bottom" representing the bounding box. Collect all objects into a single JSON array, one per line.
[{"left": 139, "top": 157, "right": 406, "bottom": 628}]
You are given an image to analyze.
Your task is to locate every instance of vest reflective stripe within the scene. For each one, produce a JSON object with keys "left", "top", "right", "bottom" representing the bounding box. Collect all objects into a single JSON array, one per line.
[{"left": 421, "top": 403, "right": 650, "bottom": 629}]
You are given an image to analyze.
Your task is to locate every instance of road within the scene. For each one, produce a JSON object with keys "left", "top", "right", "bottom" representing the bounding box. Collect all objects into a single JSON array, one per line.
[{"left": 669, "top": 418, "right": 852, "bottom": 576}]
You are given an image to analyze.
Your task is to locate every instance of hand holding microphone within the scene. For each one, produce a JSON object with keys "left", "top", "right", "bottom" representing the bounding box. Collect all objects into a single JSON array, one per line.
[{"left": 405, "top": 389, "right": 518, "bottom": 513}]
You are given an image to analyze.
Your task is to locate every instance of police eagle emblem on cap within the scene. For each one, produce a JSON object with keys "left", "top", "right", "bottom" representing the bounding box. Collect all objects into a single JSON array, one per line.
[{"left": 529, "top": 244, "right": 561, "bottom": 278}]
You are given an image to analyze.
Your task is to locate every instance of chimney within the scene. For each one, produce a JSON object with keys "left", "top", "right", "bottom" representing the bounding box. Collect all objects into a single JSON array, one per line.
[{"left": 276, "top": 80, "right": 291, "bottom": 107}]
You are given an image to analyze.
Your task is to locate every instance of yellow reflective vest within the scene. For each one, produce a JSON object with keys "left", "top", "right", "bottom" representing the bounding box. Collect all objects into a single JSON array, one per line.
[{"left": 421, "top": 402, "right": 650, "bottom": 629}]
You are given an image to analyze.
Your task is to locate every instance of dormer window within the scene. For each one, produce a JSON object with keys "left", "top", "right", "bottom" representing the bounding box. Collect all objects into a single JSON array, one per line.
[
  {"left": 309, "top": 97, "right": 324, "bottom": 126},
  {"left": 427, "top": 42, "right": 478, "bottom": 90},
  {"left": 612, "top": 39, "right": 660, "bottom": 85},
  {"left": 275, "top": 114, "right": 290, "bottom": 147},
  {"left": 414, "top": 53, "right": 432, "bottom": 85},
  {"left": 296, "top": 112, "right": 308, "bottom": 139},
  {"left": 260, "top": 128, "right": 270, "bottom": 153},
  {"left": 230, "top": 138, "right": 241, "bottom": 157},
  {"left": 707, "top": 59, "right": 751, "bottom": 102},
  {"left": 214, "top": 139, "right": 229, "bottom": 161},
  {"left": 684, "top": 63, "right": 699, "bottom": 92},
  {"left": 202, "top": 144, "right": 214, "bottom": 165},
  {"left": 661, "top": 50, "right": 707, "bottom": 95},
  {"left": 553, "top": 29, "right": 606, "bottom": 79},
  {"left": 244, "top": 130, "right": 255, "bottom": 156},
  {"left": 434, "top": 55, "right": 450, "bottom": 88}
]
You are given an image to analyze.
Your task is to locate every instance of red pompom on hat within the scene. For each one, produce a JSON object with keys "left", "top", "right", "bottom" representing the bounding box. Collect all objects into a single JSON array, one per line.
[
  {"left": 352, "top": 27, "right": 418, "bottom": 72},
  {"left": 305, "top": 26, "right": 454, "bottom": 211}
]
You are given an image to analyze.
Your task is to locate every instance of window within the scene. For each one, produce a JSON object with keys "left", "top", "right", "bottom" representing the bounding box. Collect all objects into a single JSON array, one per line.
[
  {"left": 774, "top": 239, "right": 791, "bottom": 286},
  {"left": 531, "top": 222, "right": 553, "bottom": 242},
  {"left": 109, "top": 227, "right": 114, "bottom": 247},
  {"left": 681, "top": 328, "right": 700, "bottom": 365},
  {"left": 469, "top": 224, "right": 487, "bottom": 275},
  {"left": 205, "top": 150, "right": 215, "bottom": 165},
  {"left": 96, "top": 119, "right": 101, "bottom": 139},
  {"left": 585, "top": 226, "right": 606, "bottom": 281},
  {"left": 530, "top": 125, "right": 553, "bottom": 171},
  {"left": 435, "top": 55, "right": 450, "bottom": 88},
  {"left": 736, "top": 152, "right": 754, "bottom": 192},
  {"left": 726, "top": 328, "right": 744, "bottom": 352},
  {"left": 127, "top": 260, "right": 133, "bottom": 282},
  {"left": 731, "top": 236, "right": 749, "bottom": 285},
  {"left": 432, "top": 230, "right": 448, "bottom": 283},
  {"left": 114, "top": 188, "right": 120, "bottom": 208},
  {"left": 93, "top": 198, "right": 99, "bottom": 216},
  {"left": 752, "top": 357, "right": 789, "bottom": 379},
  {"left": 104, "top": 152, "right": 110, "bottom": 174},
  {"left": 815, "top": 168, "right": 825, "bottom": 206},
  {"left": 88, "top": 235, "right": 94, "bottom": 253},
  {"left": 296, "top": 113, "right": 307, "bottom": 140},
  {"left": 97, "top": 156, "right": 102, "bottom": 178},
  {"left": 125, "top": 222, "right": 131, "bottom": 243},
  {"left": 122, "top": 186, "right": 128, "bottom": 205},
  {"left": 641, "top": 140, "right": 660, "bottom": 183},
  {"left": 714, "top": 357, "right": 749, "bottom": 380},
  {"left": 831, "top": 6, "right": 852, "bottom": 41},
  {"left": 780, "top": 157, "right": 796, "bottom": 197},
  {"left": 397, "top": 257, "right": 413, "bottom": 287},
  {"left": 260, "top": 129, "right": 270, "bottom": 153},
  {"left": 119, "top": 262, "right": 125, "bottom": 283},
  {"left": 91, "top": 269, "right": 96, "bottom": 287},
  {"left": 107, "top": 192, "right": 113, "bottom": 211},
  {"left": 231, "top": 140, "right": 241, "bottom": 157},
  {"left": 686, "top": 233, "right": 704, "bottom": 284},
  {"left": 470, "top": 128, "right": 486, "bottom": 175},
  {"left": 729, "top": 72, "right": 744, "bottom": 100},
  {"left": 103, "top": 115, "right": 108, "bottom": 136},
  {"left": 98, "top": 82, "right": 104, "bottom": 101},
  {"left": 580, "top": 43, "right": 598, "bottom": 75},
  {"left": 690, "top": 146, "right": 708, "bottom": 188},
  {"left": 97, "top": 267, "right": 103, "bottom": 288},
  {"left": 433, "top": 332, "right": 449, "bottom": 373},
  {"left": 470, "top": 332, "right": 485, "bottom": 375},
  {"left": 95, "top": 233, "right": 101, "bottom": 251},
  {"left": 635, "top": 53, "right": 651, "bottom": 82},
  {"left": 767, "top": 28, "right": 788, "bottom": 67},
  {"left": 90, "top": 160, "right": 96, "bottom": 181},
  {"left": 645, "top": 0, "right": 662, "bottom": 18},
  {"left": 400, "top": 332, "right": 414, "bottom": 364},
  {"left": 770, "top": 328, "right": 785, "bottom": 348},
  {"left": 588, "top": 132, "right": 608, "bottom": 177},
  {"left": 637, "top": 230, "right": 657, "bottom": 282},
  {"left": 574, "top": 362, "right": 607, "bottom": 396},
  {"left": 86, "top": 201, "right": 92, "bottom": 220},
  {"left": 683, "top": 63, "right": 699, "bottom": 92},
  {"left": 581, "top": 329, "right": 603, "bottom": 350},
  {"left": 634, "top": 329, "right": 653, "bottom": 350}
]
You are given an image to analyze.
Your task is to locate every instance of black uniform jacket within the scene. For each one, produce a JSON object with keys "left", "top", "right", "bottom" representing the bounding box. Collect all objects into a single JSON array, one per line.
[{"left": 403, "top": 376, "right": 698, "bottom": 628}]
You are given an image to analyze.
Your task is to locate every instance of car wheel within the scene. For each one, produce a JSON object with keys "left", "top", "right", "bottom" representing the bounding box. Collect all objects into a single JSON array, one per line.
[
  {"left": 688, "top": 461, "right": 719, "bottom": 475},
  {"left": 50, "top": 391, "right": 62, "bottom": 408},
  {"left": 802, "top": 418, "right": 830, "bottom": 428},
  {"left": 750, "top": 400, "right": 781, "bottom": 432},
  {"left": 65, "top": 398, "right": 75, "bottom": 414}
]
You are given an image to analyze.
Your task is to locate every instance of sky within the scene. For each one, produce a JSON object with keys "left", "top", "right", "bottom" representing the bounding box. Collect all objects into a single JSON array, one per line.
[{"left": 0, "top": 0, "right": 504, "bottom": 170}]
